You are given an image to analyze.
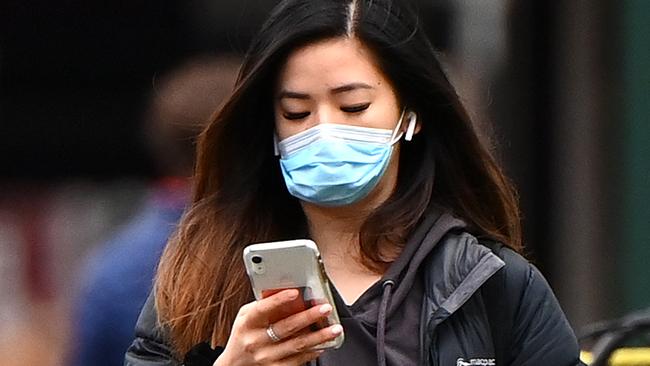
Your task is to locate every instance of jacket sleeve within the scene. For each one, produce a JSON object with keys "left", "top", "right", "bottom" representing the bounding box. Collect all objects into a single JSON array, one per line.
[
  {"left": 124, "top": 291, "right": 180, "bottom": 366},
  {"left": 500, "top": 248, "right": 585, "bottom": 366}
]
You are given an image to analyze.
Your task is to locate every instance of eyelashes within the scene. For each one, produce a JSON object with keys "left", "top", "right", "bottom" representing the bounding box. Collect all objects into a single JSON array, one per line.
[
  {"left": 283, "top": 103, "right": 371, "bottom": 120},
  {"left": 341, "top": 103, "right": 370, "bottom": 113},
  {"left": 283, "top": 111, "right": 310, "bottom": 120}
]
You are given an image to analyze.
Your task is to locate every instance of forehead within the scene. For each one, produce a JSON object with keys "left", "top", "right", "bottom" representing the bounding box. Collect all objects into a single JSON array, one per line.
[{"left": 276, "top": 37, "right": 389, "bottom": 91}]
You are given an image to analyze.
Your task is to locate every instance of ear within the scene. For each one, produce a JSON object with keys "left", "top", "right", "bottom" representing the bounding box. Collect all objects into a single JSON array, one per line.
[{"left": 404, "top": 111, "right": 420, "bottom": 141}]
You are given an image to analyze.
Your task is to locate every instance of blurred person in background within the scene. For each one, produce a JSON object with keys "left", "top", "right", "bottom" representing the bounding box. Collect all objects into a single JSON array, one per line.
[
  {"left": 71, "top": 56, "right": 240, "bottom": 366},
  {"left": 125, "top": 1, "right": 583, "bottom": 366}
]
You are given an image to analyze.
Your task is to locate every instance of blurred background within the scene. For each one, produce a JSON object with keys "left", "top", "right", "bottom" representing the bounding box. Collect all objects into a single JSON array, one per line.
[{"left": 0, "top": 0, "right": 648, "bottom": 365}]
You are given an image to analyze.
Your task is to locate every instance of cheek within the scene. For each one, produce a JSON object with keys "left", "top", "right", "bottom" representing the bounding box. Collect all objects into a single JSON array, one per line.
[
  {"left": 273, "top": 108, "right": 290, "bottom": 139},
  {"left": 369, "top": 98, "right": 401, "bottom": 129},
  {"left": 273, "top": 116, "right": 300, "bottom": 141},
  {"left": 274, "top": 120, "right": 288, "bottom": 140},
  {"left": 365, "top": 82, "right": 401, "bottom": 127}
]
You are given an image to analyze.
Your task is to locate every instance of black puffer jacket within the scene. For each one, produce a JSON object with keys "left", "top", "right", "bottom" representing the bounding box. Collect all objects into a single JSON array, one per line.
[{"left": 125, "top": 214, "right": 584, "bottom": 366}]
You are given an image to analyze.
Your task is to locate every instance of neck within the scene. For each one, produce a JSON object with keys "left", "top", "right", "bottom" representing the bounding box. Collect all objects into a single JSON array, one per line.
[
  {"left": 301, "top": 173, "right": 394, "bottom": 266},
  {"left": 303, "top": 202, "right": 366, "bottom": 247},
  {"left": 302, "top": 202, "right": 370, "bottom": 277}
]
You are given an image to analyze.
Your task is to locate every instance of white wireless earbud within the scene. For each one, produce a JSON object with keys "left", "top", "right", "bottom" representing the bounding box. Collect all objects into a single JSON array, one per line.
[{"left": 405, "top": 111, "right": 417, "bottom": 141}]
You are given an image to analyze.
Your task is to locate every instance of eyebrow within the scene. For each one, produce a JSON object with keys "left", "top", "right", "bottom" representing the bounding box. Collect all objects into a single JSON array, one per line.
[
  {"left": 330, "top": 82, "right": 374, "bottom": 94},
  {"left": 278, "top": 82, "right": 374, "bottom": 100},
  {"left": 278, "top": 91, "right": 310, "bottom": 100}
]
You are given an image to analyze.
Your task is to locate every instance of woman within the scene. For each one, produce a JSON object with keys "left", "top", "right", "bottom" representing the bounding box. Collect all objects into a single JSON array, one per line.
[{"left": 126, "top": 0, "right": 584, "bottom": 365}]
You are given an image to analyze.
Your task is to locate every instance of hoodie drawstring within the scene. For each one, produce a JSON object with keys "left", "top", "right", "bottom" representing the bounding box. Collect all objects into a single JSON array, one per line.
[{"left": 377, "top": 279, "right": 395, "bottom": 366}]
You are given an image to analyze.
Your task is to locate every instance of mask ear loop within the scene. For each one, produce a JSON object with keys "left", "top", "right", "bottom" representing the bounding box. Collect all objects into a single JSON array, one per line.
[
  {"left": 273, "top": 132, "right": 280, "bottom": 156},
  {"left": 404, "top": 111, "right": 417, "bottom": 141}
]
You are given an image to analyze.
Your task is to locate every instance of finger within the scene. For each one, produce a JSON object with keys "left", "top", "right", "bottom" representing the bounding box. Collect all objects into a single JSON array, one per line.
[
  {"left": 268, "top": 324, "right": 343, "bottom": 360},
  {"left": 274, "top": 350, "right": 324, "bottom": 366},
  {"left": 248, "top": 289, "right": 300, "bottom": 325},
  {"left": 236, "top": 301, "right": 255, "bottom": 317},
  {"left": 271, "top": 303, "right": 333, "bottom": 340}
]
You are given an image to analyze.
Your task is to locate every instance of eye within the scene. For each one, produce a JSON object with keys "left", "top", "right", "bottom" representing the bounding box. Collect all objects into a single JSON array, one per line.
[
  {"left": 341, "top": 103, "right": 370, "bottom": 113},
  {"left": 283, "top": 111, "right": 310, "bottom": 120}
]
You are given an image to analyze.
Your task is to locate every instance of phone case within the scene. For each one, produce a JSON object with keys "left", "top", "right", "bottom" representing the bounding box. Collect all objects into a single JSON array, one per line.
[{"left": 243, "top": 239, "right": 344, "bottom": 349}]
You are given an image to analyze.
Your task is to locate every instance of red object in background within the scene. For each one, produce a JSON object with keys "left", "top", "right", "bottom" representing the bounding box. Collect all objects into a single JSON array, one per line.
[{"left": 18, "top": 191, "right": 53, "bottom": 302}]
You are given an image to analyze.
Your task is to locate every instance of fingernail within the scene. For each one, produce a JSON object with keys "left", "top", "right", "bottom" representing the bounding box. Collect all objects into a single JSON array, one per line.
[
  {"left": 331, "top": 324, "right": 343, "bottom": 335},
  {"left": 319, "top": 304, "right": 332, "bottom": 315}
]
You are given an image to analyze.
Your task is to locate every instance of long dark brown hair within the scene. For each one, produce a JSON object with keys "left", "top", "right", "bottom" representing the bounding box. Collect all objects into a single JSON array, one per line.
[{"left": 155, "top": 0, "right": 522, "bottom": 357}]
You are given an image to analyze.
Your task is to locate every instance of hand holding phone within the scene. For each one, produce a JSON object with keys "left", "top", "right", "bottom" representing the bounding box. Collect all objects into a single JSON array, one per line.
[
  {"left": 214, "top": 289, "right": 342, "bottom": 366},
  {"left": 215, "top": 240, "right": 344, "bottom": 365},
  {"left": 243, "top": 239, "right": 344, "bottom": 350}
]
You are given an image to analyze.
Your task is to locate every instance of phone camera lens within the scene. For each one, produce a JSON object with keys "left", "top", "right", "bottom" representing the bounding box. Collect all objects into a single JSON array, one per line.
[{"left": 252, "top": 256, "right": 262, "bottom": 264}]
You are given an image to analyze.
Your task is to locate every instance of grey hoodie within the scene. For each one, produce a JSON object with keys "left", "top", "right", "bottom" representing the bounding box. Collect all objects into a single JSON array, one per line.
[{"left": 318, "top": 208, "right": 460, "bottom": 365}]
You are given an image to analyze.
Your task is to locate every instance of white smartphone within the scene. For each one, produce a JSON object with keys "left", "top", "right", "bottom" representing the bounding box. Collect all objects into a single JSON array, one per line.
[{"left": 242, "top": 239, "right": 344, "bottom": 349}]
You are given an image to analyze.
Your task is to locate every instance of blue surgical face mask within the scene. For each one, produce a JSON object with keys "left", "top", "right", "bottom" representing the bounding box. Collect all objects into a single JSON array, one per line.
[{"left": 276, "top": 111, "right": 410, "bottom": 207}]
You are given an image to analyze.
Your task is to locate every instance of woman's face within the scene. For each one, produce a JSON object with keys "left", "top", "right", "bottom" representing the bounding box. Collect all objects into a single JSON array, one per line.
[
  {"left": 274, "top": 37, "right": 402, "bottom": 140},
  {"left": 273, "top": 36, "right": 405, "bottom": 211}
]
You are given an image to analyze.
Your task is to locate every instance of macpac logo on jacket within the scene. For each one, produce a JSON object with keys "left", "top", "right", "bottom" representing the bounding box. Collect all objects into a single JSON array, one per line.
[{"left": 456, "top": 358, "right": 496, "bottom": 366}]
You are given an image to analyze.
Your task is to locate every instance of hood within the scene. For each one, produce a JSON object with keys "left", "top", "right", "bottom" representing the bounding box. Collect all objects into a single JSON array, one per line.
[
  {"left": 380, "top": 207, "right": 468, "bottom": 317},
  {"left": 371, "top": 207, "right": 468, "bottom": 366}
]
